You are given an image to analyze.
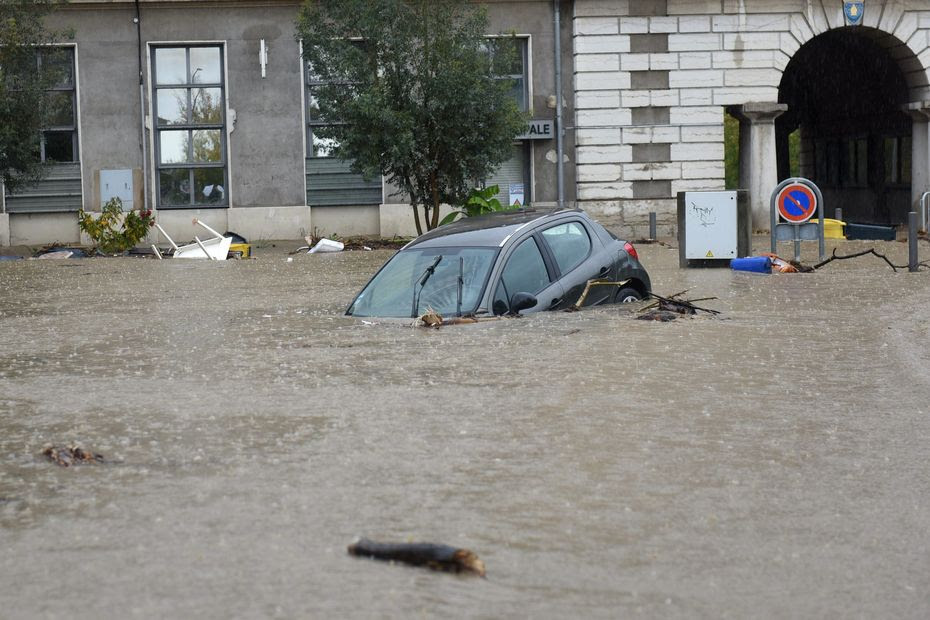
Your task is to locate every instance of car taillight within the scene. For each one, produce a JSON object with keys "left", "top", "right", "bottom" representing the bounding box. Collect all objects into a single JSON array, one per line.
[{"left": 623, "top": 241, "right": 639, "bottom": 261}]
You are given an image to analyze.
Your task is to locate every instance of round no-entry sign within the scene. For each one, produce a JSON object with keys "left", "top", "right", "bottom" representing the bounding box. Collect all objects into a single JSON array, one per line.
[{"left": 775, "top": 182, "right": 817, "bottom": 224}]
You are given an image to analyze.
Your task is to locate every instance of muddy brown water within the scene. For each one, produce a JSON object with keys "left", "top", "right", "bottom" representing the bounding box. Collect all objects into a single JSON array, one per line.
[{"left": 1, "top": 238, "right": 928, "bottom": 618}]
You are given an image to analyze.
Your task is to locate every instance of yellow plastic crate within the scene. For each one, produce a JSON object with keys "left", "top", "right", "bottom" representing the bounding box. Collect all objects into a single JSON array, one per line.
[
  {"left": 822, "top": 218, "right": 845, "bottom": 239},
  {"left": 228, "top": 243, "right": 252, "bottom": 258}
]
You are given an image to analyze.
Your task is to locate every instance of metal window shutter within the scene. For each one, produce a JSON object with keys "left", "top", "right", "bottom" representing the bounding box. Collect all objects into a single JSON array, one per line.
[
  {"left": 4, "top": 163, "right": 83, "bottom": 213},
  {"left": 306, "top": 158, "right": 382, "bottom": 207},
  {"left": 483, "top": 146, "right": 526, "bottom": 205}
]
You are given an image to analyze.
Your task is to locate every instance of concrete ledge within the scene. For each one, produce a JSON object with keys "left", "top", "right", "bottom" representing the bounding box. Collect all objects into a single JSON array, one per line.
[
  {"left": 0, "top": 213, "right": 10, "bottom": 247},
  {"left": 311, "top": 205, "right": 379, "bottom": 238},
  {"left": 9, "top": 213, "right": 81, "bottom": 246},
  {"left": 379, "top": 203, "right": 455, "bottom": 238},
  {"left": 227, "top": 206, "right": 312, "bottom": 241}
]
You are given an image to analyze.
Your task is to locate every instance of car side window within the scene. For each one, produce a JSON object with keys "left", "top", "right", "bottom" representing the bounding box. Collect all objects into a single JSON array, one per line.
[
  {"left": 497, "top": 237, "right": 550, "bottom": 305},
  {"left": 542, "top": 221, "right": 591, "bottom": 276}
]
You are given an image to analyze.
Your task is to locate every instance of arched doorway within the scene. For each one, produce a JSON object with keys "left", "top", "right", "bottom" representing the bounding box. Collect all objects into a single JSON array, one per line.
[{"left": 777, "top": 28, "right": 926, "bottom": 225}]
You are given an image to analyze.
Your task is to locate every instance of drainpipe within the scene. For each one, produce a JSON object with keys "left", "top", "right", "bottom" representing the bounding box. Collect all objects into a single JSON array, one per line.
[
  {"left": 553, "top": 0, "right": 564, "bottom": 209},
  {"left": 135, "top": 0, "right": 148, "bottom": 210}
]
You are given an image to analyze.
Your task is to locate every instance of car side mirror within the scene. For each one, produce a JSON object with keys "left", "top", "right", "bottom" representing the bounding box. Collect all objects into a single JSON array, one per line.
[{"left": 509, "top": 292, "right": 537, "bottom": 315}]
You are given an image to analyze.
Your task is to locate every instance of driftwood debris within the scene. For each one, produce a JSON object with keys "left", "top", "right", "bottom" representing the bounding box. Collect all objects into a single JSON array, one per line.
[
  {"left": 637, "top": 290, "right": 720, "bottom": 321},
  {"left": 811, "top": 247, "right": 929, "bottom": 272},
  {"left": 347, "top": 538, "right": 486, "bottom": 577},
  {"left": 42, "top": 444, "right": 105, "bottom": 467},
  {"left": 565, "top": 279, "right": 630, "bottom": 312},
  {"left": 414, "top": 308, "right": 509, "bottom": 328}
]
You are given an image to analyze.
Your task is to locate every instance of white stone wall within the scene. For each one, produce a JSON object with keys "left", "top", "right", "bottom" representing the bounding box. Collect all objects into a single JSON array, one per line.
[{"left": 572, "top": 0, "right": 930, "bottom": 236}]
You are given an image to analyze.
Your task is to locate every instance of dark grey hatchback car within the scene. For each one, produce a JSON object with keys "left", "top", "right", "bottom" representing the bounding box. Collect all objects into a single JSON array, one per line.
[{"left": 346, "top": 208, "right": 651, "bottom": 318}]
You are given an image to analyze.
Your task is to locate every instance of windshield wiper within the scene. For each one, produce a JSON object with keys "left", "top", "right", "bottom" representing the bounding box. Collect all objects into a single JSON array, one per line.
[{"left": 411, "top": 255, "right": 443, "bottom": 318}]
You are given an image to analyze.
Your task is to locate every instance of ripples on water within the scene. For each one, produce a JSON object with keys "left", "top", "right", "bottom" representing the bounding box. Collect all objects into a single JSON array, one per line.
[{"left": 1, "top": 239, "right": 928, "bottom": 617}]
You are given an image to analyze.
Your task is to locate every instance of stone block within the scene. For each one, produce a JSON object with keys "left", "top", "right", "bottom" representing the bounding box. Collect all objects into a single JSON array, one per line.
[
  {"left": 679, "top": 88, "right": 713, "bottom": 105},
  {"left": 576, "top": 90, "right": 621, "bottom": 109},
  {"left": 576, "top": 17, "right": 620, "bottom": 35},
  {"left": 712, "top": 50, "right": 775, "bottom": 69},
  {"left": 574, "top": 0, "right": 630, "bottom": 17},
  {"left": 668, "top": 32, "right": 721, "bottom": 51},
  {"left": 671, "top": 142, "right": 724, "bottom": 161},
  {"left": 712, "top": 86, "right": 779, "bottom": 105},
  {"left": 577, "top": 181, "right": 634, "bottom": 200},
  {"left": 681, "top": 160, "right": 726, "bottom": 179},
  {"left": 629, "top": 0, "right": 668, "bottom": 17},
  {"left": 669, "top": 69, "right": 722, "bottom": 88},
  {"left": 631, "top": 106, "right": 671, "bottom": 125},
  {"left": 578, "top": 108, "right": 631, "bottom": 126},
  {"left": 649, "top": 53, "right": 680, "bottom": 70},
  {"left": 576, "top": 71, "right": 631, "bottom": 90},
  {"left": 632, "top": 143, "right": 672, "bottom": 163},
  {"left": 577, "top": 145, "right": 633, "bottom": 164},
  {"left": 679, "top": 15, "right": 712, "bottom": 32},
  {"left": 679, "top": 52, "right": 713, "bottom": 69},
  {"left": 650, "top": 17, "right": 679, "bottom": 33},
  {"left": 630, "top": 33, "right": 669, "bottom": 53},
  {"left": 668, "top": 0, "right": 724, "bottom": 15},
  {"left": 724, "top": 68, "right": 782, "bottom": 87},
  {"left": 651, "top": 89, "right": 680, "bottom": 107},
  {"left": 632, "top": 180, "right": 672, "bottom": 199},
  {"left": 669, "top": 105, "right": 722, "bottom": 125},
  {"left": 672, "top": 178, "right": 725, "bottom": 194},
  {"left": 621, "top": 90, "right": 652, "bottom": 107},
  {"left": 631, "top": 70, "right": 670, "bottom": 89},
  {"left": 574, "top": 34, "right": 631, "bottom": 54},
  {"left": 577, "top": 164, "right": 623, "bottom": 182},
  {"left": 723, "top": 32, "right": 781, "bottom": 51},
  {"left": 576, "top": 127, "right": 623, "bottom": 145},
  {"left": 575, "top": 53, "right": 622, "bottom": 72},
  {"left": 620, "top": 17, "right": 649, "bottom": 34},
  {"left": 681, "top": 124, "right": 724, "bottom": 142},
  {"left": 621, "top": 53, "right": 651, "bottom": 71}
]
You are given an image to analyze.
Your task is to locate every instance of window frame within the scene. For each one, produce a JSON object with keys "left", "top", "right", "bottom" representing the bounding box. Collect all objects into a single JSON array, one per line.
[
  {"left": 37, "top": 46, "right": 79, "bottom": 164},
  {"left": 151, "top": 43, "right": 228, "bottom": 209},
  {"left": 539, "top": 220, "right": 593, "bottom": 279}
]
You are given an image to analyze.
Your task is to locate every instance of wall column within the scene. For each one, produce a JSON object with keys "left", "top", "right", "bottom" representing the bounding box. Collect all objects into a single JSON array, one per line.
[
  {"left": 906, "top": 102, "right": 930, "bottom": 212},
  {"left": 733, "top": 103, "right": 788, "bottom": 232}
]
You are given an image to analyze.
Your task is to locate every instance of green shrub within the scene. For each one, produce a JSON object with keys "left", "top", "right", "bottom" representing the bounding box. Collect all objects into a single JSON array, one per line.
[{"left": 78, "top": 198, "right": 155, "bottom": 254}]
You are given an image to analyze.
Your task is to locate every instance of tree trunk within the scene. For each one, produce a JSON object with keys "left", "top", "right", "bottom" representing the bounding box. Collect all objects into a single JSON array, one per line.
[{"left": 411, "top": 204, "right": 423, "bottom": 236}]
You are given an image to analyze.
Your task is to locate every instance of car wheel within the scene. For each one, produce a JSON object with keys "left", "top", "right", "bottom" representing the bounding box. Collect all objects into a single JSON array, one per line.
[{"left": 614, "top": 286, "right": 642, "bottom": 303}]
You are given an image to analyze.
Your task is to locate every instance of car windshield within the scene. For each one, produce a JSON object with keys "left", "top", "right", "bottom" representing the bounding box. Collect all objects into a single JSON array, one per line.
[{"left": 347, "top": 246, "right": 498, "bottom": 317}]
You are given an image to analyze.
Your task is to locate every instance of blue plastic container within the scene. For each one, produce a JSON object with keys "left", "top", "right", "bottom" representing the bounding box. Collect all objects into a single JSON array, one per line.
[{"left": 730, "top": 256, "right": 772, "bottom": 274}]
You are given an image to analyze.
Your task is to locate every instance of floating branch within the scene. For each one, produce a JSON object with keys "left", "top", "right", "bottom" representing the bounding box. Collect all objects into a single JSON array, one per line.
[{"left": 347, "top": 539, "right": 486, "bottom": 576}]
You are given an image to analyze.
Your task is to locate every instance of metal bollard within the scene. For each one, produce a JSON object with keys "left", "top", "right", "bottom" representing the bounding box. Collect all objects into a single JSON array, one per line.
[
  {"left": 834, "top": 207, "right": 842, "bottom": 221},
  {"left": 649, "top": 212, "right": 657, "bottom": 240},
  {"left": 909, "top": 211, "right": 919, "bottom": 272}
]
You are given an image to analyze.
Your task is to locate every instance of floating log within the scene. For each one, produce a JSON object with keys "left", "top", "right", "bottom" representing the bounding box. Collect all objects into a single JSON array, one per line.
[
  {"left": 347, "top": 538, "right": 486, "bottom": 577},
  {"left": 42, "top": 444, "right": 105, "bottom": 467}
]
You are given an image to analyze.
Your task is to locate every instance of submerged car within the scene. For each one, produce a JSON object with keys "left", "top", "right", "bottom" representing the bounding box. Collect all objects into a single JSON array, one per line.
[{"left": 346, "top": 208, "right": 651, "bottom": 318}]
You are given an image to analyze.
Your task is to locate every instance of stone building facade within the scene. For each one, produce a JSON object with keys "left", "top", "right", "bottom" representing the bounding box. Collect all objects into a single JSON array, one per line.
[{"left": 572, "top": 0, "right": 930, "bottom": 237}]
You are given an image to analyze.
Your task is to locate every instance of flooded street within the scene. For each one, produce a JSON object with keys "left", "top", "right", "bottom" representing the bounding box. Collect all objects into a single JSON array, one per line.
[{"left": 1, "top": 238, "right": 928, "bottom": 618}]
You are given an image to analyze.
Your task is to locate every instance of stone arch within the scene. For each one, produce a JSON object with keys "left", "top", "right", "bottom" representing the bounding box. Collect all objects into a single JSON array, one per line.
[{"left": 776, "top": 26, "right": 927, "bottom": 224}]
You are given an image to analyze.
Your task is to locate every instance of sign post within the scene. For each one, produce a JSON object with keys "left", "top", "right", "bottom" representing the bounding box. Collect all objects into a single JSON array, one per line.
[{"left": 770, "top": 177, "right": 826, "bottom": 262}]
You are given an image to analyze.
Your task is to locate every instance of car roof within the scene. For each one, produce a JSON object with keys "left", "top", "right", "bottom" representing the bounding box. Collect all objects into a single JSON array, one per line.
[{"left": 405, "top": 208, "right": 585, "bottom": 249}]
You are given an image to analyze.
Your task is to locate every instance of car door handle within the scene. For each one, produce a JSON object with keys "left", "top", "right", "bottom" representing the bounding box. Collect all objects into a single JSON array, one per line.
[{"left": 550, "top": 297, "right": 562, "bottom": 308}]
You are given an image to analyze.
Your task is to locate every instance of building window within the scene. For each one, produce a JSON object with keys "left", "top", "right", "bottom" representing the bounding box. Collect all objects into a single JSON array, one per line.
[
  {"left": 38, "top": 47, "right": 78, "bottom": 163},
  {"left": 885, "top": 136, "right": 911, "bottom": 185},
  {"left": 487, "top": 37, "right": 528, "bottom": 111},
  {"left": 152, "top": 45, "right": 227, "bottom": 208},
  {"left": 304, "top": 48, "right": 382, "bottom": 207},
  {"left": 484, "top": 37, "right": 530, "bottom": 205}
]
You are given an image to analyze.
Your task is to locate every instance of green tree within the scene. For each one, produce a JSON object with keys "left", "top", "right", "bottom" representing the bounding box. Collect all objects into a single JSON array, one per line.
[
  {"left": 0, "top": 0, "right": 66, "bottom": 192},
  {"left": 297, "top": 0, "right": 528, "bottom": 234}
]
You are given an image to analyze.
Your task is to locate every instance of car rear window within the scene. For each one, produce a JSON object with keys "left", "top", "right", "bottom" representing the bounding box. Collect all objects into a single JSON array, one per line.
[{"left": 542, "top": 221, "right": 591, "bottom": 275}]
